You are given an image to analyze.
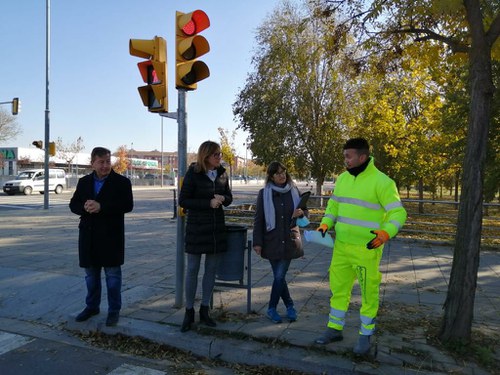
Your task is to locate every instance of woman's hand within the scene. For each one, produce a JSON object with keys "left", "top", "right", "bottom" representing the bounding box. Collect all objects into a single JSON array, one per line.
[
  {"left": 292, "top": 208, "right": 304, "bottom": 218},
  {"left": 210, "top": 198, "right": 221, "bottom": 208},
  {"left": 214, "top": 194, "right": 225, "bottom": 203}
]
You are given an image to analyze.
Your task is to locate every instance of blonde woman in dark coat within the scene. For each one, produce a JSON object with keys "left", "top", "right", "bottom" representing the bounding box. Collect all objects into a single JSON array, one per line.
[{"left": 179, "top": 141, "right": 233, "bottom": 332}]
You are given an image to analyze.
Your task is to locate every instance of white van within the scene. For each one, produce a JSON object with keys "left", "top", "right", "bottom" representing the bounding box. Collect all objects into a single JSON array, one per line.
[{"left": 3, "top": 169, "right": 66, "bottom": 195}]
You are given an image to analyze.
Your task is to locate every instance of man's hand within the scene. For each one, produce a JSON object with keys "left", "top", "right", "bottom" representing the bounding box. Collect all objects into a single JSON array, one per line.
[
  {"left": 84, "top": 200, "right": 101, "bottom": 214},
  {"left": 316, "top": 224, "right": 328, "bottom": 238},
  {"left": 366, "top": 230, "right": 390, "bottom": 249}
]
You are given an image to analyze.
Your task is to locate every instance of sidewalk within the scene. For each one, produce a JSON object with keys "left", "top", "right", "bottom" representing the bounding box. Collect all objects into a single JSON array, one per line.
[{"left": 0, "top": 201, "right": 498, "bottom": 374}]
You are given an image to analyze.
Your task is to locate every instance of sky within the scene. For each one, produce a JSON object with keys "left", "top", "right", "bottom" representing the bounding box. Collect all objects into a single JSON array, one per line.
[{"left": 0, "top": 0, "right": 281, "bottom": 157}]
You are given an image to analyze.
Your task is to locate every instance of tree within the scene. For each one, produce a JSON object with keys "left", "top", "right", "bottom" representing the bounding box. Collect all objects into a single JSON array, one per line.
[
  {"left": 319, "top": 0, "right": 499, "bottom": 344},
  {"left": 0, "top": 108, "right": 21, "bottom": 142},
  {"left": 55, "top": 136, "right": 85, "bottom": 174},
  {"left": 218, "top": 127, "right": 237, "bottom": 186},
  {"left": 113, "top": 146, "right": 129, "bottom": 174},
  {"left": 234, "top": 0, "right": 357, "bottom": 194}
]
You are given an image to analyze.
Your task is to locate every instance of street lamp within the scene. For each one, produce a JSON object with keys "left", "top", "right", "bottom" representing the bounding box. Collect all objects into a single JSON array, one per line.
[
  {"left": 244, "top": 142, "right": 248, "bottom": 184},
  {"left": 130, "top": 142, "right": 134, "bottom": 183}
]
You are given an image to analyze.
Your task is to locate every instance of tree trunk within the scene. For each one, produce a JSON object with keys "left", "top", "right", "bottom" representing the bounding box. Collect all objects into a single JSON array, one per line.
[
  {"left": 418, "top": 178, "right": 424, "bottom": 213},
  {"left": 439, "top": 3, "right": 494, "bottom": 343}
]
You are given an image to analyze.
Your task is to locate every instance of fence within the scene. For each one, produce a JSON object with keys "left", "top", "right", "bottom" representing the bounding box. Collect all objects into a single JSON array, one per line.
[{"left": 225, "top": 192, "right": 500, "bottom": 248}]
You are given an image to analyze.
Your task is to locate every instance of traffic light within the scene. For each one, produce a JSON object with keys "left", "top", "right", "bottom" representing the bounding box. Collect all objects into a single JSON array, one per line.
[
  {"left": 48, "top": 142, "right": 56, "bottom": 156},
  {"left": 32, "top": 140, "right": 43, "bottom": 149},
  {"left": 129, "top": 36, "right": 168, "bottom": 113},
  {"left": 175, "top": 10, "right": 210, "bottom": 90},
  {"left": 12, "top": 97, "right": 20, "bottom": 115}
]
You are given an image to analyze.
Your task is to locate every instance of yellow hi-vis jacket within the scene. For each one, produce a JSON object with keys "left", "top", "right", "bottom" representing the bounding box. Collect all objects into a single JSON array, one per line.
[{"left": 321, "top": 157, "right": 407, "bottom": 246}]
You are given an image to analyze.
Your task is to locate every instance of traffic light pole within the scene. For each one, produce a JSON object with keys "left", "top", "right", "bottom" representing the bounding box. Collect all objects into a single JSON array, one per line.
[
  {"left": 175, "top": 89, "right": 187, "bottom": 307},
  {"left": 43, "top": 0, "right": 51, "bottom": 210},
  {"left": 159, "top": 93, "right": 185, "bottom": 308}
]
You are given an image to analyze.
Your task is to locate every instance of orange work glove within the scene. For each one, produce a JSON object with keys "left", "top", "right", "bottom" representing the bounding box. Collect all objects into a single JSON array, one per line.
[
  {"left": 366, "top": 230, "right": 390, "bottom": 249},
  {"left": 316, "top": 224, "right": 328, "bottom": 238}
]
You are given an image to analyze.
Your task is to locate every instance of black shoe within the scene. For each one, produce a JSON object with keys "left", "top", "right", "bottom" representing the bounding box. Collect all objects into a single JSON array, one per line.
[
  {"left": 199, "top": 305, "right": 216, "bottom": 327},
  {"left": 75, "top": 308, "right": 100, "bottom": 322},
  {"left": 106, "top": 312, "right": 119, "bottom": 327},
  {"left": 315, "top": 328, "right": 343, "bottom": 345},
  {"left": 180, "top": 308, "right": 195, "bottom": 332}
]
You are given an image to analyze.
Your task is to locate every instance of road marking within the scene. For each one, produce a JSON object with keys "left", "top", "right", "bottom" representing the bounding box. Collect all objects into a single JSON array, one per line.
[
  {"left": 0, "top": 331, "right": 34, "bottom": 355},
  {"left": 107, "top": 363, "right": 166, "bottom": 375}
]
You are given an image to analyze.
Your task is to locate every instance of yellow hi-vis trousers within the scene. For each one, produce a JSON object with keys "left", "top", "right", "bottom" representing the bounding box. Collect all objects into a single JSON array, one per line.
[{"left": 327, "top": 239, "right": 383, "bottom": 335}]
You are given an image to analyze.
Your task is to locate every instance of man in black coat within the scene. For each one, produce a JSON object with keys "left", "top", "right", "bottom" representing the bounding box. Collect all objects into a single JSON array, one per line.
[{"left": 69, "top": 147, "right": 133, "bottom": 326}]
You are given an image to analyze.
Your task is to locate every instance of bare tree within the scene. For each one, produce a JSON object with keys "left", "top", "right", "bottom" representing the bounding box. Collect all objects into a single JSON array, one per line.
[
  {"left": 0, "top": 108, "right": 22, "bottom": 142},
  {"left": 55, "top": 136, "right": 85, "bottom": 174}
]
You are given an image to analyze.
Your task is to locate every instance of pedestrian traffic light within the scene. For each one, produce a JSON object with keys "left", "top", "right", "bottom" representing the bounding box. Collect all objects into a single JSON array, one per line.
[
  {"left": 12, "top": 97, "right": 20, "bottom": 115},
  {"left": 129, "top": 36, "right": 168, "bottom": 113},
  {"left": 175, "top": 10, "right": 210, "bottom": 90},
  {"left": 48, "top": 142, "right": 56, "bottom": 156},
  {"left": 32, "top": 140, "right": 43, "bottom": 149}
]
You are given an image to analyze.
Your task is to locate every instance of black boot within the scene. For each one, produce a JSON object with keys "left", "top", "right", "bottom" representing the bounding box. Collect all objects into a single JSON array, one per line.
[
  {"left": 199, "top": 305, "right": 216, "bottom": 327},
  {"left": 180, "top": 308, "right": 195, "bottom": 332}
]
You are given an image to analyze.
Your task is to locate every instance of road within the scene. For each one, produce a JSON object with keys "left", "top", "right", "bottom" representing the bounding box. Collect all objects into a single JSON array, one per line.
[
  {"left": 0, "top": 183, "right": 270, "bottom": 212},
  {"left": 0, "top": 329, "right": 170, "bottom": 375}
]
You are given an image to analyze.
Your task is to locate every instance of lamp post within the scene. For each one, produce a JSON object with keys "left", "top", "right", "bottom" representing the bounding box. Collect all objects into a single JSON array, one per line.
[
  {"left": 130, "top": 142, "right": 134, "bottom": 183},
  {"left": 160, "top": 117, "right": 164, "bottom": 187},
  {"left": 244, "top": 143, "right": 248, "bottom": 184}
]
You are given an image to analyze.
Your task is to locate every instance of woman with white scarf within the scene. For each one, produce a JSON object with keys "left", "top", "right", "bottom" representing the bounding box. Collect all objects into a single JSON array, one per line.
[{"left": 253, "top": 161, "right": 307, "bottom": 324}]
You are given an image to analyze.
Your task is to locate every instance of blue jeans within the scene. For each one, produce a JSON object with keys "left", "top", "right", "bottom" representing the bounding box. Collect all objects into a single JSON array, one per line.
[
  {"left": 84, "top": 266, "right": 122, "bottom": 313},
  {"left": 268, "top": 259, "right": 293, "bottom": 310}
]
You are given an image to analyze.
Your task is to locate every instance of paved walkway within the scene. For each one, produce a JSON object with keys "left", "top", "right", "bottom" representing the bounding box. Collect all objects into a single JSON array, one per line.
[{"left": 0, "top": 193, "right": 498, "bottom": 374}]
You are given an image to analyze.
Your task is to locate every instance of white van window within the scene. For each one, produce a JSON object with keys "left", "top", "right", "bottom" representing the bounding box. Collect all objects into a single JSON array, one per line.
[{"left": 17, "top": 172, "right": 35, "bottom": 180}]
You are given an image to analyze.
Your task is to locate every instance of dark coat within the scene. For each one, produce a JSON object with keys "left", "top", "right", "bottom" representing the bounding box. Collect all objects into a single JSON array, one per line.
[
  {"left": 179, "top": 164, "right": 233, "bottom": 254},
  {"left": 69, "top": 170, "right": 133, "bottom": 268},
  {"left": 253, "top": 187, "right": 304, "bottom": 260}
]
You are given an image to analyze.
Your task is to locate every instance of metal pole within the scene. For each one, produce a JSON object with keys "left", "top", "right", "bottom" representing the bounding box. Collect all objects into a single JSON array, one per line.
[
  {"left": 175, "top": 89, "right": 187, "bottom": 307},
  {"left": 161, "top": 117, "right": 164, "bottom": 188},
  {"left": 43, "top": 0, "right": 50, "bottom": 209}
]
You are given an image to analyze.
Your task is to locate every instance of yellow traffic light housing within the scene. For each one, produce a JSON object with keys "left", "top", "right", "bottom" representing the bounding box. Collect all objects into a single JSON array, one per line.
[
  {"left": 12, "top": 97, "right": 20, "bottom": 115},
  {"left": 48, "top": 142, "right": 56, "bottom": 156},
  {"left": 176, "top": 10, "right": 210, "bottom": 90},
  {"left": 129, "top": 36, "right": 168, "bottom": 113}
]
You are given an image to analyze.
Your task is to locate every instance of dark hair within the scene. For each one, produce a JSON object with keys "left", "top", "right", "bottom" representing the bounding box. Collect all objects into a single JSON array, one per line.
[
  {"left": 265, "top": 161, "right": 293, "bottom": 185},
  {"left": 91, "top": 147, "right": 111, "bottom": 163},
  {"left": 195, "top": 140, "right": 221, "bottom": 173},
  {"left": 343, "top": 138, "right": 370, "bottom": 156}
]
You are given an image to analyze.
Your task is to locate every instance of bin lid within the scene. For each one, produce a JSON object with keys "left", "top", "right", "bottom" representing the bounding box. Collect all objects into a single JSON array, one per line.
[{"left": 225, "top": 224, "right": 247, "bottom": 232}]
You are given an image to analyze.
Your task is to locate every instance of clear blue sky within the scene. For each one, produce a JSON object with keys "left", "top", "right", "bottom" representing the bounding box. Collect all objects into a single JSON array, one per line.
[{"left": 0, "top": 0, "right": 281, "bottom": 156}]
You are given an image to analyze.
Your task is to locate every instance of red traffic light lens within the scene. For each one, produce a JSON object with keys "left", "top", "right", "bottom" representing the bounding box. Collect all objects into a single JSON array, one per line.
[
  {"left": 181, "top": 10, "right": 210, "bottom": 36},
  {"left": 182, "top": 20, "right": 196, "bottom": 36}
]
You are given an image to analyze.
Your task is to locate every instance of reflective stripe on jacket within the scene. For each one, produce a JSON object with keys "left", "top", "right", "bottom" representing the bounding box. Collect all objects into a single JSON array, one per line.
[{"left": 320, "top": 157, "right": 407, "bottom": 246}]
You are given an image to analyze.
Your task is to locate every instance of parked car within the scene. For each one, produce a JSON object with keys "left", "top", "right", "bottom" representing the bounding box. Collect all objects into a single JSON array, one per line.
[{"left": 3, "top": 169, "right": 66, "bottom": 195}]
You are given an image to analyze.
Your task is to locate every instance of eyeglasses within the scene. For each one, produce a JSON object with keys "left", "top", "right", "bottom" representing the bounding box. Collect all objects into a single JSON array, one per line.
[
  {"left": 274, "top": 170, "right": 286, "bottom": 176},
  {"left": 212, "top": 152, "right": 223, "bottom": 158}
]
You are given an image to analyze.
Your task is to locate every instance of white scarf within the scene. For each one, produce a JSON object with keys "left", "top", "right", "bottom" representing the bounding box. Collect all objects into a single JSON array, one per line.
[{"left": 263, "top": 182, "right": 300, "bottom": 232}]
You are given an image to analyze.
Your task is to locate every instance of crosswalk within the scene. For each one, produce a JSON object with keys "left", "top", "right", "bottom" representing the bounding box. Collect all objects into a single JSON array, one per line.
[{"left": 0, "top": 331, "right": 167, "bottom": 375}]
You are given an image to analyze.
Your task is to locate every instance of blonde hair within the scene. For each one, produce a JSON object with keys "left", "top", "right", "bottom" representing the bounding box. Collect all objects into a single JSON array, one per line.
[{"left": 194, "top": 141, "right": 221, "bottom": 173}]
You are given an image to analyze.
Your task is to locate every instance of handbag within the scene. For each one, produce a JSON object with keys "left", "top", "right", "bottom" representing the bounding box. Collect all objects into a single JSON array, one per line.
[{"left": 290, "top": 225, "right": 304, "bottom": 257}]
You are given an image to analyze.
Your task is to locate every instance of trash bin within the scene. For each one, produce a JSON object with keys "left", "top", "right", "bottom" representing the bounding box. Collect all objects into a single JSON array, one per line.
[{"left": 216, "top": 224, "right": 248, "bottom": 281}]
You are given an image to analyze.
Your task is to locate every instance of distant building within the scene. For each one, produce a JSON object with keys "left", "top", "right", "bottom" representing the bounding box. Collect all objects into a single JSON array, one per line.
[{"left": 0, "top": 146, "right": 180, "bottom": 177}]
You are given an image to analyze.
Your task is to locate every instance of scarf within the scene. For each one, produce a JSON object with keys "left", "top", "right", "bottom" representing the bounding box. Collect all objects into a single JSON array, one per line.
[{"left": 263, "top": 182, "right": 300, "bottom": 232}]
